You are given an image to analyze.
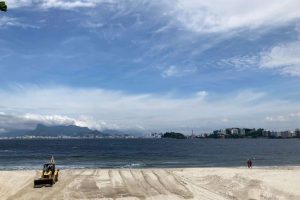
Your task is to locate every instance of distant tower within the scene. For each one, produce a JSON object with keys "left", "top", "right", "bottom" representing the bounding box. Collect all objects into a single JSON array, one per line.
[
  {"left": 191, "top": 130, "right": 195, "bottom": 138},
  {"left": 50, "top": 155, "right": 55, "bottom": 164}
]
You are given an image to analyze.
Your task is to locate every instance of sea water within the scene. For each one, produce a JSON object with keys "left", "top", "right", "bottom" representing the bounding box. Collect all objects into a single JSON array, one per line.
[{"left": 0, "top": 138, "right": 299, "bottom": 170}]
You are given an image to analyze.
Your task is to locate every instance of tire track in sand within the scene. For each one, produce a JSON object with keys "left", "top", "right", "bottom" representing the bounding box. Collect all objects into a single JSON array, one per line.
[
  {"left": 63, "top": 169, "right": 101, "bottom": 199},
  {"left": 119, "top": 170, "right": 146, "bottom": 199},
  {"left": 7, "top": 170, "right": 76, "bottom": 200},
  {"left": 170, "top": 170, "right": 228, "bottom": 200},
  {"left": 141, "top": 170, "right": 171, "bottom": 196},
  {"left": 99, "top": 169, "right": 130, "bottom": 199},
  {"left": 152, "top": 169, "right": 193, "bottom": 199},
  {"left": 130, "top": 169, "right": 160, "bottom": 197}
]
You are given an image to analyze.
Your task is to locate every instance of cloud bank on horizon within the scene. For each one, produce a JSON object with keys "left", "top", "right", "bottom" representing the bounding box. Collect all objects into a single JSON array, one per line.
[{"left": 1, "top": 0, "right": 300, "bottom": 133}]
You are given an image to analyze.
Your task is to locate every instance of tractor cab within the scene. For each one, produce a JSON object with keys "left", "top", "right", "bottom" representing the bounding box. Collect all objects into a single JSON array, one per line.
[{"left": 42, "top": 163, "right": 56, "bottom": 178}]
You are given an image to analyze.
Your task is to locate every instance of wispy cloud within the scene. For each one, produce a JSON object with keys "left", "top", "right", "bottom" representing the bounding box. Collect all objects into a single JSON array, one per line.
[
  {"left": 9, "top": 0, "right": 116, "bottom": 9},
  {"left": 8, "top": 0, "right": 34, "bottom": 8},
  {"left": 167, "top": 0, "right": 300, "bottom": 33},
  {"left": 290, "top": 112, "right": 300, "bottom": 117},
  {"left": 7, "top": 0, "right": 300, "bottom": 34},
  {"left": 161, "top": 66, "right": 196, "bottom": 78},
  {"left": 218, "top": 55, "right": 260, "bottom": 70},
  {"left": 9, "top": 1, "right": 299, "bottom": 32},
  {"left": 265, "top": 115, "right": 288, "bottom": 122},
  {"left": 0, "top": 16, "right": 39, "bottom": 29},
  {"left": 260, "top": 40, "right": 300, "bottom": 77},
  {"left": 215, "top": 26, "right": 300, "bottom": 77},
  {"left": 266, "top": 112, "right": 300, "bottom": 122},
  {"left": 40, "top": 0, "right": 97, "bottom": 10}
]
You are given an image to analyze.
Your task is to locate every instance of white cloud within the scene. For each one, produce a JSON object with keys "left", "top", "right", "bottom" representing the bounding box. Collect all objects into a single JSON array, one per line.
[
  {"left": 8, "top": 0, "right": 116, "bottom": 9},
  {"left": 218, "top": 55, "right": 259, "bottom": 69},
  {"left": 260, "top": 40, "right": 300, "bottom": 77},
  {"left": 0, "top": 112, "right": 119, "bottom": 131},
  {"left": 265, "top": 115, "right": 288, "bottom": 122},
  {"left": 40, "top": 0, "right": 96, "bottom": 9},
  {"left": 220, "top": 118, "right": 229, "bottom": 123},
  {"left": 232, "top": 90, "right": 266, "bottom": 103},
  {"left": 195, "top": 91, "right": 207, "bottom": 99},
  {"left": 265, "top": 112, "right": 300, "bottom": 123},
  {"left": 161, "top": 65, "right": 196, "bottom": 78},
  {"left": 22, "top": 113, "right": 118, "bottom": 130},
  {"left": 0, "top": 16, "right": 39, "bottom": 29},
  {"left": 23, "top": 113, "right": 75, "bottom": 126},
  {"left": 290, "top": 112, "right": 300, "bottom": 118},
  {"left": 8, "top": 0, "right": 34, "bottom": 8},
  {"left": 168, "top": 0, "right": 300, "bottom": 33},
  {"left": 7, "top": 0, "right": 300, "bottom": 33},
  {"left": 0, "top": 85, "right": 299, "bottom": 132}
]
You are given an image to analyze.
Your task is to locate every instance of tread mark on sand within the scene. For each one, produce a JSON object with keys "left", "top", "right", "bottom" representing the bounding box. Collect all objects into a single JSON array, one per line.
[
  {"left": 130, "top": 170, "right": 159, "bottom": 196},
  {"left": 100, "top": 170, "right": 130, "bottom": 199},
  {"left": 152, "top": 170, "right": 193, "bottom": 199},
  {"left": 165, "top": 170, "right": 193, "bottom": 191},
  {"left": 171, "top": 172, "right": 228, "bottom": 200},
  {"left": 78, "top": 175, "right": 103, "bottom": 199},
  {"left": 141, "top": 170, "right": 167, "bottom": 195},
  {"left": 119, "top": 170, "right": 146, "bottom": 199}
]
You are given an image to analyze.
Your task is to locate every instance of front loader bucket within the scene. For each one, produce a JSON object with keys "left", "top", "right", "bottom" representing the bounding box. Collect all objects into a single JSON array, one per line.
[{"left": 34, "top": 179, "right": 54, "bottom": 188}]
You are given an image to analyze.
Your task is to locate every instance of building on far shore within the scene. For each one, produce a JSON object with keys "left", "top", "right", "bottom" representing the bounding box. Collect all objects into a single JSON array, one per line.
[
  {"left": 231, "top": 128, "right": 239, "bottom": 135},
  {"left": 213, "top": 129, "right": 226, "bottom": 135},
  {"left": 147, "top": 132, "right": 163, "bottom": 138},
  {"left": 280, "top": 131, "right": 293, "bottom": 138},
  {"left": 295, "top": 129, "right": 300, "bottom": 138},
  {"left": 239, "top": 128, "right": 246, "bottom": 136},
  {"left": 225, "top": 128, "right": 248, "bottom": 136}
]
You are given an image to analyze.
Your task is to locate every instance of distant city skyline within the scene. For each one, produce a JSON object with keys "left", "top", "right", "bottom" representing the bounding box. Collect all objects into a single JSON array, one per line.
[{"left": 1, "top": 0, "right": 300, "bottom": 133}]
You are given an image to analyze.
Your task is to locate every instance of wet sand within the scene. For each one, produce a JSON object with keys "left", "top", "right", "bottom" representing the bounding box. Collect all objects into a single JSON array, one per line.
[{"left": 0, "top": 167, "right": 299, "bottom": 200}]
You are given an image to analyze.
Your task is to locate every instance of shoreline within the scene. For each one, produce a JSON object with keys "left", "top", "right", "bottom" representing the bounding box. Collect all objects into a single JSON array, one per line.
[
  {"left": 1, "top": 165, "right": 300, "bottom": 171},
  {"left": 0, "top": 167, "right": 299, "bottom": 200},
  {"left": 1, "top": 137, "right": 300, "bottom": 140}
]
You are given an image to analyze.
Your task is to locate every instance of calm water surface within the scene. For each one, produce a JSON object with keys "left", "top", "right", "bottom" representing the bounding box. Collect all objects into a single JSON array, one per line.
[{"left": 0, "top": 139, "right": 299, "bottom": 170}]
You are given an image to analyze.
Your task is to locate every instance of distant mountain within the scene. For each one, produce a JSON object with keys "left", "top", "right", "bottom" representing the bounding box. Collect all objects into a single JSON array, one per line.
[
  {"left": 101, "top": 129, "right": 127, "bottom": 136},
  {"left": 102, "top": 128, "right": 144, "bottom": 136},
  {"left": 0, "top": 124, "right": 141, "bottom": 138},
  {"left": 25, "top": 124, "right": 108, "bottom": 137}
]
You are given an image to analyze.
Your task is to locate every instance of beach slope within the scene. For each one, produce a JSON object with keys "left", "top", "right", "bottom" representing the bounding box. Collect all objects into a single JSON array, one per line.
[{"left": 0, "top": 167, "right": 299, "bottom": 200}]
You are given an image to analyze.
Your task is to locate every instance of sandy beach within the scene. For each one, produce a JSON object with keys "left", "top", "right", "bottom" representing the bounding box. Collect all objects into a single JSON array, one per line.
[{"left": 0, "top": 167, "right": 299, "bottom": 200}]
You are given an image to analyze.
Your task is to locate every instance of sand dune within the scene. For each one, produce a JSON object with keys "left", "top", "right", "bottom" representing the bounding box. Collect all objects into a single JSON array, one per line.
[{"left": 0, "top": 167, "right": 299, "bottom": 200}]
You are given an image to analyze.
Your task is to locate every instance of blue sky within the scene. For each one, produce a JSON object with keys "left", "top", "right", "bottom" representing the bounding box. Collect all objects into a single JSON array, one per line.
[{"left": 1, "top": 0, "right": 300, "bottom": 133}]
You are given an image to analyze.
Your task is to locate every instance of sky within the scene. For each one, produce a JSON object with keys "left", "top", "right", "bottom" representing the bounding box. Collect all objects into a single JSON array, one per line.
[{"left": 0, "top": 0, "right": 300, "bottom": 134}]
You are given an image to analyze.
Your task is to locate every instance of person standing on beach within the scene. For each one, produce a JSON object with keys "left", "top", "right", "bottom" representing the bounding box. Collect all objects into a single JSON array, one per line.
[{"left": 247, "top": 159, "right": 253, "bottom": 168}]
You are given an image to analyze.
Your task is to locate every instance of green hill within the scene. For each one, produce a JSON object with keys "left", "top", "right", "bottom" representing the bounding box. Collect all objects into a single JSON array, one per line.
[{"left": 162, "top": 132, "right": 186, "bottom": 139}]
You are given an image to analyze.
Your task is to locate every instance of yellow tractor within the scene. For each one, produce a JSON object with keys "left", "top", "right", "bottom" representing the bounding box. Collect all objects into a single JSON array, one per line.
[{"left": 34, "top": 156, "right": 59, "bottom": 188}]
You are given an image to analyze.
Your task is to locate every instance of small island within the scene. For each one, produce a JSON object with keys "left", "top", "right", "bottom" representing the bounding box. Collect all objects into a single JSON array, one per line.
[{"left": 161, "top": 132, "right": 187, "bottom": 139}]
